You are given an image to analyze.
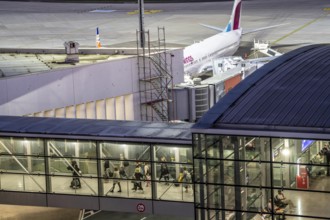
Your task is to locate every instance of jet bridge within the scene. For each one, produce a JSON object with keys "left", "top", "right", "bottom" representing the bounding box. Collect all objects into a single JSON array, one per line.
[{"left": 0, "top": 116, "right": 194, "bottom": 218}]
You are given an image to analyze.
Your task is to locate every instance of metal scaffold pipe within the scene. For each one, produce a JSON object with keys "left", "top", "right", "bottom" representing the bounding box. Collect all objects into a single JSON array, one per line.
[{"left": 138, "top": 0, "right": 145, "bottom": 48}]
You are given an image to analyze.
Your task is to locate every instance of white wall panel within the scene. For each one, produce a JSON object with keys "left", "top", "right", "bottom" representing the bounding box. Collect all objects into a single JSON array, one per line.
[
  {"left": 105, "top": 98, "right": 115, "bottom": 120},
  {"left": 96, "top": 99, "right": 106, "bottom": 119},
  {"left": 65, "top": 106, "right": 75, "bottom": 118},
  {"left": 86, "top": 101, "right": 96, "bottom": 119},
  {"left": 132, "top": 93, "right": 141, "bottom": 120},
  {"left": 124, "top": 94, "right": 134, "bottom": 120},
  {"left": 55, "top": 108, "right": 65, "bottom": 118},
  {"left": 44, "top": 110, "right": 55, "bottom": 118},
  {"left": 115, "top": 96, "right": 125, "bottom": 120},
  {"left": 34, "top": 112, "right": 44, "bottom": 117},
  {"left": 76, "top": 104, "right": 86, "bottom": 119}
]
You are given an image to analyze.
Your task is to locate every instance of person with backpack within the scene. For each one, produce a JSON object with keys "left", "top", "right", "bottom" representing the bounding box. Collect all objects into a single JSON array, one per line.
[
  {"left": 132, "top": 164, "right": 143, "bottom": 191},
  {"left": 67, "top": 160, "right": 81, "bottom": 189},
  {"left": 104, "top": 160, "right": 111, "bottom": 178},
  {"left": 119, "top": 166, "right": 128, "bottom": 179}
]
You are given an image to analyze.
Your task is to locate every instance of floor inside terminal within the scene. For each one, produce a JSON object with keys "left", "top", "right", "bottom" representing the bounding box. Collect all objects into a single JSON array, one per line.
[
  {"left": 0, "top": 204, "right": 80, "bottom": 220},
  {"left": 0, "top": 205, "right": 193, "bottom": 220},
  {"left": 0, "top": 174, "right": 194, "bottom": 202},
  {"left": 87, "top": 211, "right": 193, "bottom": 220}
]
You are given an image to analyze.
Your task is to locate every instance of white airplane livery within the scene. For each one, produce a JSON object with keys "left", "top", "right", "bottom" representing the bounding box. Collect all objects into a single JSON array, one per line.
[{"left": 183, "top": 0, "right": 284, "bottom": 76}]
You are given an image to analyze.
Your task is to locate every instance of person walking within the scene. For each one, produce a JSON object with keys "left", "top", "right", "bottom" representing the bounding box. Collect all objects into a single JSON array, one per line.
[
  {"left": 109, "top": 167, "right": 122, "bottom": 193},
  {"left": 182, "top": 167, "right": 192, "bottom": 192},
  {"left": 144, "top": 163, "right": 151, "bottom": 187},
  {"left": 159, "top": 157, "right": 170, "bottom": 185},
  {"left": 132, "top": 164, "right": 143, "bottom": 191}
]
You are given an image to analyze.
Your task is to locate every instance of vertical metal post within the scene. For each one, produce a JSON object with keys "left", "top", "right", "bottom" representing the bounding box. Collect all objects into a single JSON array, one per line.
[
  {"left": 269, "top": 138, "right": 275, "bottom": 220},
  {"left": 233, "top": 136, "right": 242, "bottom": 220},
  {"left": 44, "top": 139, "right": 51, "bottom": 195},
  {"left": 219, "top": 137, "right": 225, "bottom": 220},
  {"left": 199, "top": 134, "right": 205, "bottom": 220},
  {"left": 96, "top": 141, "right": 103, "bottom": 196},
  {"left": 138, "top": 0, "right": 145, "bottom": 48},
  {"left": 150, "top": 144, "right": 156, "bottom": 201}
]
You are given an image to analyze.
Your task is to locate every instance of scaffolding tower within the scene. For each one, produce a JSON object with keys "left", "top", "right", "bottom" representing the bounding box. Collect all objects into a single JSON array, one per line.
[{"left": 137, "top": 27, "right": 173, "bottom": 122}]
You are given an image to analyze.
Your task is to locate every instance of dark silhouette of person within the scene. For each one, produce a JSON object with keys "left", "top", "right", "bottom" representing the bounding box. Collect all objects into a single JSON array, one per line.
[
  {"left": 67, "top": 161, "right": 81, "bottom": 188},
  {"left": 159, "top": 157, "right": 170, "bottom": 185}
]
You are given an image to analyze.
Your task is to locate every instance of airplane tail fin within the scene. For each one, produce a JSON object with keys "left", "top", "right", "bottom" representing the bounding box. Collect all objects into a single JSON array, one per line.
[
  {"left": 224, "top": 0, "right": 242, "bottom": 32},
  {"left": 96, "top": 27, "right": 102, "bottom": 48}
]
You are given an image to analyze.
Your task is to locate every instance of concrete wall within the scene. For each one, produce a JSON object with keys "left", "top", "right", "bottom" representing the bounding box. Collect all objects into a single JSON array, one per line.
[{"left": 0, "top": 49, "right": 184, "bottom": 120}]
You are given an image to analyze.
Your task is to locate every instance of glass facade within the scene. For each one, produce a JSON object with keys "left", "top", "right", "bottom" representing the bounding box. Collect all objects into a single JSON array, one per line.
[
  {"left": 193, "top": 134, "right": 330, "bottom": 220},
  {"left": 3, "top": 132, "right": 330, "bottom": 219},
  {"left": 0, "top": 136, "right": 192, "bottom": 202}
]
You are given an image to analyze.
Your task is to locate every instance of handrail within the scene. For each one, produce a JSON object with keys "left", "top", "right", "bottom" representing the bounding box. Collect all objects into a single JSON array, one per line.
[
  {"left": 137, "top": 146, "right": 150, "bottom": 161},
  {"left": 158, "top": 182, "right": 175, "bottom": 200}
]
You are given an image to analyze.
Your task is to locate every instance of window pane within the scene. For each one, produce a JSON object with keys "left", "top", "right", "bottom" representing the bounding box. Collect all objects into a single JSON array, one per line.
[
  {"left": 206, "top": 135, "right": 221, "bottom": 159},
  {"left": 48, "top": 140, "right": 96, "bottom": 159},
  {"left": 50, "top": 176, "right": 98, "bottom": 195},
  {"left": 100, "top": 142, "right": 150, "bottom": 161},
  {"left": 193, "top": 134, "right": 206, "bottom": 159},
  {"left": 0, "top": 173, "right": 45, "bottom": 192},
  {"left": 271, "top": 189, "right": 330, "bottom": 218},
  {"left": 153, "top": 145, "right": 192, "bottom": 163},
  {"left": 245, "top": 161, "right": 262, "bottom": 187},
  {"left": 154, "top": 181, "right": 192, "bottom": 202},
  {"left": 0, "top": 137, "right": 44, "bottom": 156}
]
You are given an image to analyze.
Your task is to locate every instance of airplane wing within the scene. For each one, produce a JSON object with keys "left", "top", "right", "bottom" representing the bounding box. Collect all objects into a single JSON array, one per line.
[
  {"left": 199, "top": 23, "right": 224, "bottom": 32},
  {"left": 242, "top": 23, "right": 289, "bottom": 35}
]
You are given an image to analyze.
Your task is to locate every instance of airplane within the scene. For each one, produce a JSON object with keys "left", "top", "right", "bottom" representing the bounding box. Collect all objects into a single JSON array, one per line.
[{"left": 183, "top": 0, "right": 286, "bottom": 77}]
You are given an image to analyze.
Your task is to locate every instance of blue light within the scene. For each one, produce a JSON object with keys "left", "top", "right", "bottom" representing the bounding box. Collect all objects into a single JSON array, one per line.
[{"left": 302, "top": 140, "right": 314, "bottom": 152}]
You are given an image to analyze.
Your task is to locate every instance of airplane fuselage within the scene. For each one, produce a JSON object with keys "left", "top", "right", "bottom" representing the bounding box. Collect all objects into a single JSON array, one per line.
[{"left": 183, "top": 28, "right": 242, "bottom": 76}]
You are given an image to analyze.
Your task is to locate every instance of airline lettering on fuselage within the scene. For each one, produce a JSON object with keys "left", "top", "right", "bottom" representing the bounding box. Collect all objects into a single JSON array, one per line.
[{"left": 183, "top": 55, "right": 194, "bottom": 64}]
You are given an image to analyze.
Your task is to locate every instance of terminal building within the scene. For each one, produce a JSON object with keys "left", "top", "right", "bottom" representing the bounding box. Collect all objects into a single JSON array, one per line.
[{"left": 1, "top": 44, "right": 330, "bottom": 220}]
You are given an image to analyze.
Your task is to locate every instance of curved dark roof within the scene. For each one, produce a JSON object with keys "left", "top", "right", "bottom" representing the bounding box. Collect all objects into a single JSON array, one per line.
[
  {"left": 194, "top": 44, "right": 330, "bottom": 132},
  {"left": 0, "top": 116, "right": 192, "bottom": 143}
]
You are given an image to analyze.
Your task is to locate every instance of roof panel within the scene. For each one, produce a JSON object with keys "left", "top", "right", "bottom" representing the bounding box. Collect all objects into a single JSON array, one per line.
[
  {"left": 194, "top": 44, "right": 330, "bottom": 132},
  {"left": 0, "top": 116, "right": 193, "bottom": 142}
]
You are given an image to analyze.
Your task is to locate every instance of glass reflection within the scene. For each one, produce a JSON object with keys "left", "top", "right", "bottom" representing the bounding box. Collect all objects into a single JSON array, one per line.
[
  {"left": 0, "top": 137, "right": 44, "bottom": 156},
  {"left": 48, "top": 139, "right": 96, "bottom": 159}
]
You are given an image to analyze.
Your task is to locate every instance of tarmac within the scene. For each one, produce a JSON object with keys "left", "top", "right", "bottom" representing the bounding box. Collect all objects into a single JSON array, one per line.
[{"left": 0, "top": 0, "right": 329, "bottom": 52}]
